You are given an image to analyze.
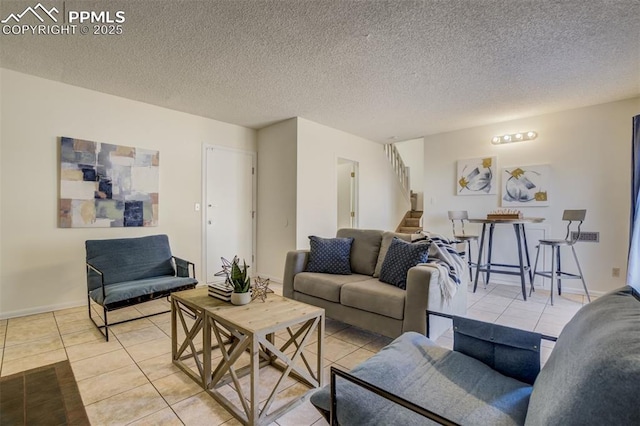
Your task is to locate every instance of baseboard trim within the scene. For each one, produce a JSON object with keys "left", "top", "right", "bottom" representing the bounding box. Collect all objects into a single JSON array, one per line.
[
  {"left": 253, "top": 273, "right": 283, "bottom": 284},
  {"left": 486, "top": 278, "right": 606, "bottom": 297},
  {"left": 0, "top": 299, "right": 86, "bottom": 320}
]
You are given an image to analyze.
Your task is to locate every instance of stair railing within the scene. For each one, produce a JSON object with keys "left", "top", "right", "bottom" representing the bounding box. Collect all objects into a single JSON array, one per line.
[{"left": 383, "top": 144, "right": 410, "bottom": 195}]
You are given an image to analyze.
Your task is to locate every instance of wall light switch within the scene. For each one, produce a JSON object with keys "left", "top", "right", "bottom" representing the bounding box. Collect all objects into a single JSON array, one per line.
[{"left": 195, "top": 203, "right": 201, "bottom": 211}]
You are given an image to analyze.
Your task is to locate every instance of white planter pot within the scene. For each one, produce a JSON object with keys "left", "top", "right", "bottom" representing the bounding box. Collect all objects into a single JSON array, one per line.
[{"left": 230, "top": 292, "right": 251, "bottom": 306}]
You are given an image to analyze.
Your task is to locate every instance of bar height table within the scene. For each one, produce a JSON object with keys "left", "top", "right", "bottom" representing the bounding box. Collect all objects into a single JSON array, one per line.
[{"left": 468, "top": 217, "right": 544, "bottom": 301}]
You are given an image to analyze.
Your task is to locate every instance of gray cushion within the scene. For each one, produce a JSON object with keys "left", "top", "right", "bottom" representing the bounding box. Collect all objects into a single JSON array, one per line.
[
  {"left": 379, "top": 238, "right": 430, "bottom": 289},
  {"left": 293, "top": 272, "right": 371, "bottom": 303},
  {"left": 86, "top": 234, "right": 175, "bottom": 290},
  {"left": 89, "top": 275, "right": 197, "bottom": 307},
  {"left": 337, "top": 228, "right": 383, "bottom": 276},
  {"left": 311, "top": 332, "right": 532, "bottom": 425},
  {"left": 525, "top": 286, "right": 640, "bottom": 425},
  {"left": 305, "top": 236, "right": 353, "bottom": 275},
  {"left": 373, "top": 231, "right": 412, "bottom": 277},
  {"left": 341, "top": 278, "right": 406, "bottom": 320}
]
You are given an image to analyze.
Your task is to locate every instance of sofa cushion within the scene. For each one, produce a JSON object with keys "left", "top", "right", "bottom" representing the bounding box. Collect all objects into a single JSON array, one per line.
[
  {"left": 311, "top": 332, "right": 532, "bottom": 425},
  {"left": 293, "top": 272, "right": 371, "bottom": 303},
  {"left": 305, "top": 236, "right": 353, "bottom": 275},
  {"left": 89, "top": 275, "right": 197, "bottom": 308},
  {"left": 336, "top": 229, "right": 383, "bottom": 276},
  {"left": 373, "top": 231, "right": 412, "bottom": 277},
  {"left": 379, "top": 238, "right": 430, "bottom": 289},
  {"left": 341, "top": 278, "right": 405, "bottom": 320},
  {"left": 525, "top": 286, "right": 640, "bottom": 425}
]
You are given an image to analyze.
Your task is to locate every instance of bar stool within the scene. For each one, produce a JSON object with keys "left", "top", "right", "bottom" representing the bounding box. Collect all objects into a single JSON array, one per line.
[
  {"left": 531, "top": 209, "right": 591, "bottom": 305},
  {"left": 448, "top": 211, "right": 479, "bottom": 281}
]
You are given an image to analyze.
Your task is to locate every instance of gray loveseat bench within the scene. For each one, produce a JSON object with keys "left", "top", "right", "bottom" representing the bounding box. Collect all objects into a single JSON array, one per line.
[
  {"left": 284, "top": 228, "right": 467, "bottom": 339},
  {"left": 311, "top": 286, "right": 640, "bottom": 425},
  {"left": 86, "top": 234, "right": 198, "bottom": 340}
]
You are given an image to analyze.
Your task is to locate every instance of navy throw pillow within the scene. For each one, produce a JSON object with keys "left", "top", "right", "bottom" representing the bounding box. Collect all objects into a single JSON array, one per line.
[
  {"left": 305, "top": 236, "right": 353, "bottom": 275},
  {"left": 379, "top": 237, "right": 430, "bottom": 289}
]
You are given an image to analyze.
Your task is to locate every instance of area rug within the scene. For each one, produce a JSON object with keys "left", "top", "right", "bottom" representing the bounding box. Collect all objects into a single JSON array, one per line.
[{"left": 0, "top": 360, "right": 89, "bottom": 425}]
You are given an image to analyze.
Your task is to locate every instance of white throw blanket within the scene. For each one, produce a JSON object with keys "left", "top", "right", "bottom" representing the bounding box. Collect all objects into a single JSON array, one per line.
[{"left": 411, "top": 231, "right": 467, "bottom": 302}]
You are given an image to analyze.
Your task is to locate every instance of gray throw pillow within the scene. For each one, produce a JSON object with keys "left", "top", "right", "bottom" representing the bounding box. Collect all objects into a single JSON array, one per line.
[
  {"left": 379, "top": 237, "right": 430, "bottom": 289},
  {"left": 373, "top": 232, "right": 412, "bottom": 277},
  {"left": 305, "top": 236, "right": 353, "bottom": 275}
]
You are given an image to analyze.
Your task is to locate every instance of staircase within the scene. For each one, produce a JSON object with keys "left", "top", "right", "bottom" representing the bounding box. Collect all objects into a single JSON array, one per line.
[
  {"left": 384, "top": 143, "right": 423, "bottom": 233},
  {"left": 397, "top": 210, "right": 423, "bottom": 233},
  {"left": 383, "top": 144, "right": 410, "bottom": 194}
]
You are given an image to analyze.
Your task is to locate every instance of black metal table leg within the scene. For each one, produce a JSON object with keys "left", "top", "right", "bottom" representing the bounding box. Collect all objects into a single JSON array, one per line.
[
  {"left": 473, "top": 223, "right": 487, "bottom": 293},
  {"left": 466, "top": 240, "right": 473, "bottom": 282},
  {"left": 486, "top": 223, "right": 495, "bottom": 284},
  {"left": 513, "top": 224, "right": 527, "bottom": 301},
  {"left": 521, "top": 225, "right": 534, "bottom": 284}
]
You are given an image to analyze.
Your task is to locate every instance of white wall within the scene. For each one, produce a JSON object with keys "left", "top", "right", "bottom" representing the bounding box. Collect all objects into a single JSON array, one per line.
[
  {"left": 296, "top": 117, "right": 409, "bottom": 249},
  {"left": 0, "top": 69, "right": 256, "bottom": 318},
  {"left": 423, "top": 97, "right": 640, "bottom": 294},
  {"left": 256, "top": 118, "right": 297, "bottom": 281}
]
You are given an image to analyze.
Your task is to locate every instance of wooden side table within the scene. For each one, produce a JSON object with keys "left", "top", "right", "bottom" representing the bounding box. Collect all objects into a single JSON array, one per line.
[
  {"left": 203, "top": 295, "right": 324, "bottom": 425},
  {"left": 171, "top": 287, "right": 325, "bottom": 425},
  {"left": 171, "top": 287, "right": 229, "bottom": 387}
]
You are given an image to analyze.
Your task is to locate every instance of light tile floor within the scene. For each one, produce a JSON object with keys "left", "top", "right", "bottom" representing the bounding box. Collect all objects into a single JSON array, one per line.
[{"left": 0, "top": 282, "right": 590, "bottom": 425}]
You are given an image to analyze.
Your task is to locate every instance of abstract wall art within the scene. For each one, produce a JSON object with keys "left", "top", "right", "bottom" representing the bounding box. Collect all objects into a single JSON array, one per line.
[
  {"left": 501, "top": 164, "right": 550, "bottom": 207},
  {"left": 456, "top": 156, "right": 497, "bottom": 195},
  {"left": 58, "top": 137, "right": 159, "bottom": 228}
]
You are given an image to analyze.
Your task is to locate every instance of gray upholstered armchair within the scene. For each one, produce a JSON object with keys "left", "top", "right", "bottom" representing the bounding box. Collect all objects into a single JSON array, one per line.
[
  {"left": 85, "top": 234, "right": 197, "bottom": 341},
  {"left": 310, "top": 286, "right": 640, "bottom": 425}
]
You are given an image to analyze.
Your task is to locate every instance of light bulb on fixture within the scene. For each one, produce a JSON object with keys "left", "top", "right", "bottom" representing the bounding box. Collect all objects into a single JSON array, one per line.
[{"left": 491, "top": 131, "right": 538, "bottom": 144}]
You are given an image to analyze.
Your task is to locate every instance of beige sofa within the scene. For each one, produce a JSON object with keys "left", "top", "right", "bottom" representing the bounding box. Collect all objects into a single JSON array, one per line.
[{"left": 283, "top": 228, "right": 467, "bottom": 339}]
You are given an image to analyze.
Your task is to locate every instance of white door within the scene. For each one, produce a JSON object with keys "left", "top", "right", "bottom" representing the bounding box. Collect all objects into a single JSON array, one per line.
[{"left": 205, "top": 146, "right": 255, "bottom": 283}]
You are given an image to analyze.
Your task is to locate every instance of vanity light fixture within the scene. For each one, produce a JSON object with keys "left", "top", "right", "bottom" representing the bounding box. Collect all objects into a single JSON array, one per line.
[{"left": 491, "top": 131, "right": 537, "bottom": 145}]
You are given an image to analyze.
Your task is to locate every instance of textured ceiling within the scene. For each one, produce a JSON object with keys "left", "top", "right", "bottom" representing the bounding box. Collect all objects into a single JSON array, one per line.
[{"left": 1, "top": 0, "right": 639, "bottom": 142}]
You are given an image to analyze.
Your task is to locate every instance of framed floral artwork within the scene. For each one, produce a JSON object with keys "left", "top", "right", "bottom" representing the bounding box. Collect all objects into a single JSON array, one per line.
[
  {"left": 456, "top": 156, "right": 497, "bottom": 195},
  {"left": 501, "top": 164, "right": 550, "bottom": 207}
]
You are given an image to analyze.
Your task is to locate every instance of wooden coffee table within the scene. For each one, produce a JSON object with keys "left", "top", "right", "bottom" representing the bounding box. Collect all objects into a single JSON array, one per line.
[{"left": 171, "top": 287, "right": 324, "bottom": 425}]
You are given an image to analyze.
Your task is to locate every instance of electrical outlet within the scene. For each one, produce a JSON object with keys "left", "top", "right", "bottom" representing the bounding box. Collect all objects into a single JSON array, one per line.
[
  {"left": 612, "top": 267, "right": 620, "bottom": 278},
  {"left": 194, "top": 203, "right": 200, "bottom": 211}
]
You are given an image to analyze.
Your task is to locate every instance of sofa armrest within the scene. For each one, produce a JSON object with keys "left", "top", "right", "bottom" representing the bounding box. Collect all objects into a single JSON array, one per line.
[
  {"left": 427, "top": 311, "right": 557, "bottom": 385},
  {"left": 402, "top": 264, "right": 441, "bottom": 335},
  {"left": 86, "top": 262, "right": 105, "bottom": 295},
  {"left": 172, "top": 256, "right": 196, "bottom": 278},
  {"left": 283, "top": 250, "right": 309, "bottom": 298}
]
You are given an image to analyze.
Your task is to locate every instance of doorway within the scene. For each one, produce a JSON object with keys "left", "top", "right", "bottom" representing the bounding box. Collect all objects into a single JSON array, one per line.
[
  {"left": 337, "top": 158, "right": 359, "bottom": 229},
  {"left": 204, "top": 145, "right": 256, "bottom": 284}
]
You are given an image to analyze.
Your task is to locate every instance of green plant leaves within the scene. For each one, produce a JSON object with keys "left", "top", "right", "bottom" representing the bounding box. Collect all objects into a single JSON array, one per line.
[{"left": 229, "top": 256, "right": 251, "bottom": 293}]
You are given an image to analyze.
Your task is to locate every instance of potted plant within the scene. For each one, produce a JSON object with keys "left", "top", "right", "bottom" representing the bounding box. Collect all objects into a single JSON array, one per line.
[{"left": 229, "top": 256, "right": 251, "bottom": 305}]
